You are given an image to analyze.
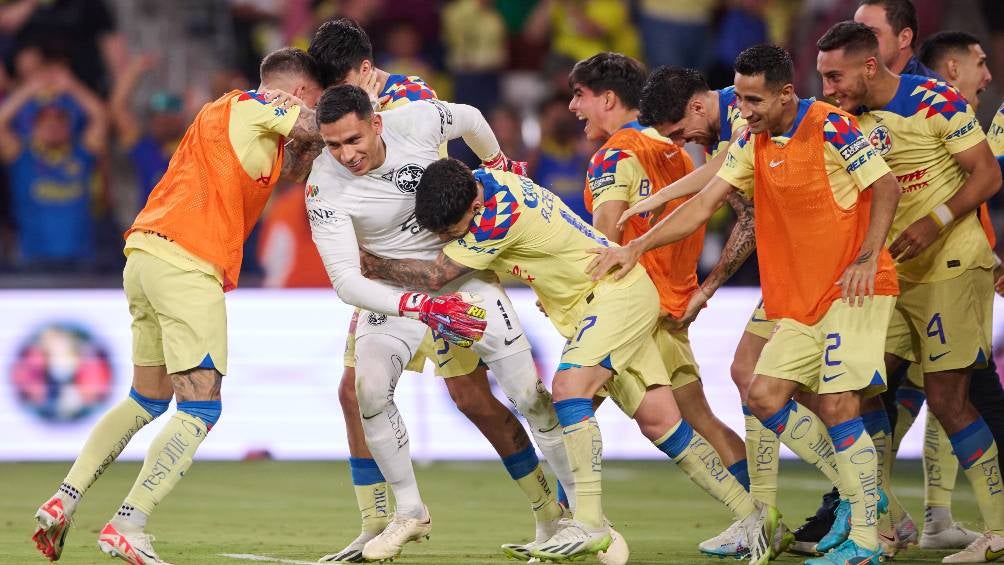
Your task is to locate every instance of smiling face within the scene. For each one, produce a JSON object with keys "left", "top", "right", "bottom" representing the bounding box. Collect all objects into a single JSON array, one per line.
[
  {"left": 951, "top": 43, "right": 992, "bottom": 110},
  {"left": 567, "top": 83, "right": 610, "bottom": 141},
  {"left": 733, "top": 72, "right": 792, "bottom": 136},
  {"left": 817, "top": 47, "right": 874, "bottom": 113},
  {"left": 319, "top": 111, "right": 385, "bottom": 175}
]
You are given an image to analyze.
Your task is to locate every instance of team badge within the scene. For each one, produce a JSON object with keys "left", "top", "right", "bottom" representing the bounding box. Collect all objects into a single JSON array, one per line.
[
  {"left": 382, "top": 164, "right": 425, "bottom": 194},
  {"left": 869, "top": 125, "right": 892, "bottom": 155}
]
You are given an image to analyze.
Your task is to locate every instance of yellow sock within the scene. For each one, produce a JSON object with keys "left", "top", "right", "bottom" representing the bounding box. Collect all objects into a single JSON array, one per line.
[
  {"left": 950, "top": 419, "right": 1004, "bottom": 535},
  {"left": 830, "top": 418, "right": 879, "bottom": 551},
  {"left": 65, "top": 393, "right": 166, "bottom": 493},
  {"left": 862, "top": 409, "right": 897, "bottom": 535},
  {"left": 657, "top": 419, "right": 758, "bottom": 519},
  {"left": 123, "top": 411, "right": 208, "bottom": 514},
  {"left": 744, "top": 406, "right": 779, "bottom": 507},
  {"left": 924, "top": 415, "right": 958, "bottom": 510},
  {"left": 561, "top": 416, "right": 603, "bottom": 528},
  {"left": 761, "top": 400, "right": 843, "bottom": 492},
  {"left": 515, "top": 464, "right": 563, "bottom": 522}
]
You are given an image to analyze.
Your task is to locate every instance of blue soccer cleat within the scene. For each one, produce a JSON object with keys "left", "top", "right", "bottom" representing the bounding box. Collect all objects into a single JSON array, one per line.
[
  {"left": 816, "top": 489, "right": 888, "bottom": 554},
  {"left": 805, "top": 539, "right": 882, "bottom": 565}
]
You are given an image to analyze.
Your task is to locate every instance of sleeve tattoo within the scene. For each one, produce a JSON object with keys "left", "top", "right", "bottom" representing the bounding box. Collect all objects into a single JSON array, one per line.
[
  {"left": 703, "top": 191, "right": 756, "bottom": 293},
  {"left": 362, "top": 253, "right": 475, "bottom": 291},
  {"left": 280, "top": 107, "right": 324, "bottom": 183}
]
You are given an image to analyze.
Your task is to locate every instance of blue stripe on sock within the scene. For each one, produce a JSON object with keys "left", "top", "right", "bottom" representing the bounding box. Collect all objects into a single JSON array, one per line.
[
  {"left": 894, "top": 387, "right": 926, "bottom": 417},
  {"left": 656, "top": 420, "right": 694, "bottom": 459},
  {"left": 556, "top": 362, "right": 581, "bottom": 372},
  {"left": 950, "top": 418, "right": 995, "bottom": 470},
  {"left": 861, "top": 409, "right": 892, "bottom": 436},
  {"left": 177, "top": 400, "right": 222, "bottom": 428},
  {"left": 728, "top": 459, "right": 751, "bottom": 491},
  {"left": 501, "top": 445, "right": 539, "bottom": 480},
  {"left": 760, "top": 400, "right": 796, "bottom": 436},
  {"left": 349, "top": 457, "right": 385, "bottom": 485},
  {"left": 556, "top": 480, "right": 569, "bottom": 507},
  {"left": 741, "top": 404, "right": 752, "bottom": 416},
  {"left": 828, "top": 417, "right": 865, "bottom": 453},
  {"left": 129, "top": 388, "right": 170, "bottom": 418},
  {"left": 554, "top": 398, "right": 594, "bottom": 427}
]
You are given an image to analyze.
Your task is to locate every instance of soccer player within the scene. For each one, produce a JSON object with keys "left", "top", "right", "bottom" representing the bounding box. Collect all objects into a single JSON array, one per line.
[
  {"left": 307, "top": 85, "right": 583, "bottom": 561},
  {"left": 590, "top": 43, "right": 904, "bottom": 565},
  {"left": 817, "top": 22, "right": 1004, "bottom": 563},
  {"left": 568, "top": 52, "right": 784, "bottom": 559},
  {"left": 357, "top": 156, "right": 776, "bottom": 562},
  {"left": 31, "top": 48, "right": 324, "bottom": 564},
  {"left": 294, "top": 20, "right": 578, "bottom": 563},
  {"left": 854, "top": 0, "right": 940, "bottom": 78}
]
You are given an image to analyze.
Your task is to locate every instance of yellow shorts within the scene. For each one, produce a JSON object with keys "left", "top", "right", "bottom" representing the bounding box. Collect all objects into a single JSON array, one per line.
[
  {"left": 885, "top": 267, "right": 993, "bottom": 373},
  {"left": 123, "top": 249, "right": 228, "bottom": 375},
  {"left": 743, "top": 297, "right": 776, "bottom": 340},
  {"left": 656, "top": 326, "right": 701, "bottom": 389},
  {"left": 342, "top": 308, "right": 479, "bottom": 377},
  {"left": 560, "top": 276, "right": 672, "bottom": 417},
  {"left": 905, "top": 362, "right": 925, "bottom": 388},
  {"left": 754, "top": 295, "right": 896, "bottom": 397}
]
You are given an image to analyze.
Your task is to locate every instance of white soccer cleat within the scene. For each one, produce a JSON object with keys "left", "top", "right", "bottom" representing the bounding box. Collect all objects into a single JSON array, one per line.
[
  {"left": 879, "top": 511, "right": 900, "bottom": 559},
  {"left": 771, "top": 517, "right": 795, "bottom": 559},
  {"left": 895, "top": 512, "right": 919, "bottom": 549},
  {"left": 597, "top": 525, "right": 629, "bottom": 565},
  {"left": 747, "top": 503, "right": 779, "bottom": 565},
  {"left": 97, "top": 522, "right": 173, "bottom": 565},
  {"left": 924, "top": 521, "right": 984, "bottom": 550},
  {"left": 500, "top": 507, "right": 569, "bottom": 561},
  {"left": 942, "top": 532, "right": 1004, "bottom": 563},
  {"left": 33, "top": 496, "right": 71, "bottom": 561},
  {"left": 361, "top": 508, "right": 431, "bottom": 561},
  {"left": 529, "top": 519, "right": 611, "bottom": 561},
  {"left": 699, "top": 517, "right": 749, "bottom": 558},
  {"left": 320, "top": 529, "right": 383, "bottom": 562}
]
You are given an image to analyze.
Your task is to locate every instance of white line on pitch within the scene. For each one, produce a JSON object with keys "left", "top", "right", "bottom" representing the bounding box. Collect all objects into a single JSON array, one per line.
[{"left": 220, "top": 553, "right": 319, "bottom": 565}]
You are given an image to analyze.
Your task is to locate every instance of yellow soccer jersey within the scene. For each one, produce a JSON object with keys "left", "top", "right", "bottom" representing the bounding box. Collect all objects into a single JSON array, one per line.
[
  {"left": 706, "top": 86, "right": 747, "bottom": 157},
  {"left": 229, "top": 90, "right": 300, "bottom": 181},
  {"left": 378, "top": 74, "right": 437, "bottom": 111},
  {"left": 719, "top": 99, "right": 890, "bottom": 206},
  {"left": 443, "top": 168, "right": 646, "bottom": 336},
  {"left": 856, "top": 74, "right": 994, "bottom": 282},
  {"left": 987, "top": 100, "right": 1004, "bottom": 158},
  {"left": 586, "top": 122, "right": 667, "bottom": 209}
]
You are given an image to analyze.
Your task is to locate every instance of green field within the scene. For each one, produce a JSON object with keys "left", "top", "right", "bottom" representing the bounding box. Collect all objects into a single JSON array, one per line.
[{"left": 0, "top": 460, "right": 980, "bottom": 564}]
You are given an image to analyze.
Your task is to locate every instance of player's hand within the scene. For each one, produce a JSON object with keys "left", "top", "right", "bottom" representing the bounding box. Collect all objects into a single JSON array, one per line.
[
  {"left": 535, "top": 299, "right": 549, "bottom": 317},
  {"left": 361, "top": 68, "right": 390, "bottom": 110},
  {"left": 617, "top": 197, "right": 666, "bottom": 230},
  {"left": 259, "top": 88, "right": 303, "bottom": 111},
  {"left": 888, "top": 215, "right": 940, "bottom": 262},
  {"left": 836, "top": 251, "right": 878, "bottom": 307},
  {"left": 676, "top": 287, "right": 711, "bottom": 328},
  {"left": 483, "top": 151, "right": 528, "bottom": 176},
  {"left": 586, "top": 243, "right": 642, "bottom": 281},
  {"left": 399, "top": 291, "right": 487, "bottom": 347}
]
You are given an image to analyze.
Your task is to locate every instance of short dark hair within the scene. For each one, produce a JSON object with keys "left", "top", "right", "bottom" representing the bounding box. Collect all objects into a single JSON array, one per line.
[
  {"left": 919, "top": 31, "right": 982, "bottom": 69},
  {"left": 568, "top": 52, "right": 647, "bottom": 110},
  {"left": 733, "top": 44, "right": 794, "bottom": 88},
  {"left": 260, "top": 47, "right": 321, "bottom": 83},
  {"left": 859, "top": 0, "right": 919, "bottom": 48},
  {"left": 638, "top": 66, "right": 710, "bottom": 127},
  {"left": 316, "top": 85, "right": 373, "bottom": 127},
  {"left": 817, "top": 21, "right": 881, "bottom": 57},
  {"left": 308, "top": 18, "right": 374, "bottom": 87},
  {"left": 415, "top": 159, "right": 477, "bottom": 234}
]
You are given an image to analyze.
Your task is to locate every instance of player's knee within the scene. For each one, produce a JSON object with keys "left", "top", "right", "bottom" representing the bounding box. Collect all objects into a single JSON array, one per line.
[
  {"left": 178, "top": 400, "right": 222, "bottom": 430},
  {"left": 129, "top": 388, "right": 170, "bottom": 420},
  {"left": 730, "top": 357, "right": 755, "bottom": 394},
  {"left": 450, "top": 385, "right": 501, "bottom": 424}
]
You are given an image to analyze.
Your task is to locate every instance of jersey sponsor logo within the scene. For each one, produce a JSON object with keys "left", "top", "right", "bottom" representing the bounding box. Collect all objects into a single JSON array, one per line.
[
  {"left": 305, "top": 184, "right": 320, "bottom": 198},
  {"left": 307, "top": 207, "right": 338, "bottom": 226},
  {"left": 367, "top": 313, "right": 388, "bottom": 326},
  {"left": 559, "top": 208, "right": 609, "bottom": 247},
  {"left": 945, "top": 116, "right": 979, "bottom": 140},
  {"left": 589, "top": 174, "right": 615, "bottom": 191},
  {"left": 895, "top": 167, "right": 930, "bottom": 195},
  {"left": 845, "top": 151, "right": 874, "bottom": 173},
  {"left": 867, "top": 125, "right": 892, "bottom": 155},
  {"left": 455, "top": 238, "right": 498, "bottom": 254},
  {"left": 427, "top": 99, "right": 453, "bottom": 136},
  {"left": 383, "top": 163, "right": 425, "bottom": 194},
  {"left": 841, "top": 135, "right": 872, "bottom": 160},
  {"left": 519, "top": 176, "right": 539, "bottom": 208}
]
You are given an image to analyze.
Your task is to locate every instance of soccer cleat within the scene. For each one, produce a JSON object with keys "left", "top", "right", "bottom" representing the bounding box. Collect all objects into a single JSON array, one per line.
[
  {"left": 771, "top": 519, "right": 795, "bottom": 559},
  {"left": 320, "top": 529, "right": 383, "bottom": 562},
  {"left": 941, "top": 532, "right": 1004, "bottom": 563},
  {"left": 597, "top": 526, "right": 629, "bottom": 565},
  {"left": 895, "top": 512, "right": 919, "bottom": 549},
  {"left": 529, "top": 519, "right": 611, "bottom": 561},
  {"left": 361, "top": 508, "right": 432, "bottom": 561},
  {"left": 501, "top": 509, "right": 568, "bottom": 561},
  {"left": 748, "top": 503, "right": 779, "bottom": 565},
  {"left": 923, "top": 521, "right": 984, "bottom": 551},
  {"left": 878, "top": 518, "right": 899, "bottom": 560},
  {"left": 33, "top": 497, "right": 71, "bottom": 561},
  {"left": 97, "top": 522, "right": 172, "bottom": 565},
  {"left": 699, "top": 516, "right": 750, "bottom": 558},
  {"left": 789, "top": 489, "right": 840, "bottom": 556},
  {"left": 817, "top": 490, "right": 889, "bottom": 554},
  {"left": 804, "top": 539, "right": 882, "bottom": 565}
]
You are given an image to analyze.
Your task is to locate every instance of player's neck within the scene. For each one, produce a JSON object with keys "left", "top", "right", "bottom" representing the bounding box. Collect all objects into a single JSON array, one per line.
[
  {"left": 607, "top": 108, "right": 640, "bottom": 136},
  {"left": 888, "top": 50, "right": 913, "bottom": 75},
  {"left": 706, "top": 90, "right": 722, "bottom": 140},
  {"left": 770, "top": 95, "right": 801, "bottom": 137},
  {"left": 372, "top": 68, "right": 391, "bottom": 92},
  {"left": 864, "top": 69, "right": 901, "bottom": 110}
]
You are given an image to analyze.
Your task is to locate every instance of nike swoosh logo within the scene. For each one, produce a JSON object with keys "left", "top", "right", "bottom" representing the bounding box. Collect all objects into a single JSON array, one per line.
[
  {"left": 822, "top": 372, "right": 846, "bottom": 382},
  {"left": 929, "top": 351, "right": 951, "bottom": 361},
  {"left": 985, "top": 546, "right": 1004, "bottom": 560},
  {"left": 769, "top": 159, "right": 784, "bottom": 167},
  {"left": 750, "top": 315, "right": 770, "bottom": 323},
  {"left": 538, "top": 423, "right": 560, "bottom": 433},
  {"left": 361, "top": 411, "right": 383, "bottom": 420},
  {"left": 504, "top": 334, "right": 524, "bottom": 346},
  {"left": 437, "top": 357, "right": 454, "bottom": 368}
]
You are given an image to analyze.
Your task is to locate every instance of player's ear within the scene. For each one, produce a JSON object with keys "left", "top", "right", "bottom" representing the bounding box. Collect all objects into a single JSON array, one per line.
[
  {"left": 898, "top": 27, "right": 913, "bottom": 52},
  {"left": 359, "top": 59, "right": 373, "bottom": 76},
  {"left": 945, "top": 58, "right": 959, "bottom": 82},
  {"left": 690, "top": 97, "right": 703, "bottom": 116},
  {"left": 371, "top": 112, "right": 383, "bottom": 134}
]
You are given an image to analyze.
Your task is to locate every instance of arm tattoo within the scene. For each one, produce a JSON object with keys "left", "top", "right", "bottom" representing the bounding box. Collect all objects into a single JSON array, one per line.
[
  {"left": 364, "top": 253, "right": 474, "bottom": 291},
  {"left": 854, "top": 250, "right": 873, "bottom": 264},
  {"left": 704, "top": 192, "right": 756, "bottom": 292},
  {"left": 279, "top": 106, "right": 324, "bottom": 183}
]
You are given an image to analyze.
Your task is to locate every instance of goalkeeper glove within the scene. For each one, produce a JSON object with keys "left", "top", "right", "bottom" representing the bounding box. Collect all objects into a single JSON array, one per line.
[
  {"left": 399, "top": 292, "right": 487, "bottom": 347},
  {"left": 483, "top": 151, "right": 528, "bottom": 176}
]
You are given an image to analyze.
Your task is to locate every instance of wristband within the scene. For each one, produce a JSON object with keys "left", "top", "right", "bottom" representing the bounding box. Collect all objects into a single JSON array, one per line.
[{"left": 929, "top": 204, "right": 954, "bottom": 230}]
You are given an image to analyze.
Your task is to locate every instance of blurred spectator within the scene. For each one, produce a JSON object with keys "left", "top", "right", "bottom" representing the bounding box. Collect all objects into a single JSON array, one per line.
[
  {"left": 708, "top": 0, "right": 769, "bottom": 87},
  {"left": 489, "top": 104, "right": 527, "bottom": 160},
  {"left": 442, "top": 0, "right": 507, "bottom": 111},
  {"left": 379, "top": 21, "right": 436, "bottom": 81},
  {"left": 854, "top": 0, "right": 937, "bottom": 76},
  {"left": 528, "top": 95, "right": 594, "bottom": 221},
  {"left": 0, "top": 65, "right": 108, "bottom": 270},
  {"left": 229, "top": 0, "right": 283, "bottom": 86},
  {"left": 257, "top": 183, "right": 329, "bottom": 288},
  {"left": 526, "top": 0, "right": 641, "bottom": 68},
  {"left": 109, "top": 53, "right": 186, "bottom": 210},
  {"left": 637, "top": 0, "right": 717, "bottom": 69}
]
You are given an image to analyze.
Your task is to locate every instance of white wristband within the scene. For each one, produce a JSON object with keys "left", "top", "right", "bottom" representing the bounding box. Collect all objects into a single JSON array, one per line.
[{"left": 931, "top": 204, "right": 954, "bottom": 229}]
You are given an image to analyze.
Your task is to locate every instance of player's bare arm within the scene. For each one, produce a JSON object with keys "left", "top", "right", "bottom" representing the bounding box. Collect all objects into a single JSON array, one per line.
[
  {"left": 889, "top": 140, "right": 1001, "bottom": 261},
  {"left": 587, "top": 176, "right": 735, "bottom": 281},
  {"left": 360, "top": 250, "right": 474, "bottom": 292},
  {"left": 592, "top": 200, "right": 629, "bottom": 244},
  {"left": 259, "top": 88, "right": 323, "bottom": 183},
  {"left": 839, "top": 171, "right": 900, "bottom": 306},
  {"left": 616, "top": 149, "right": 730, "bottom": 229}
]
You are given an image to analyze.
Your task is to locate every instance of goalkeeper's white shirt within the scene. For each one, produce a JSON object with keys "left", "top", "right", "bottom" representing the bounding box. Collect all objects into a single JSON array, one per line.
[{"left": 306, "top": 99, "right": 500, "bottom": 316}]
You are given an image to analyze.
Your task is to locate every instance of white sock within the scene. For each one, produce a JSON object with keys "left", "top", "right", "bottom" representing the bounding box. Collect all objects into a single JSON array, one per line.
[
  {"left": 924, "top": 506, "right": 954, "bottom": 530},
  {"left": 488, "top": 351, "right": 576, "bottom": 511},
  {"left": 111, "top": 503, "right": 148, "bottom": 531},
  {"left": 355, "top": 333, "right": 424, "bottom": 519}
]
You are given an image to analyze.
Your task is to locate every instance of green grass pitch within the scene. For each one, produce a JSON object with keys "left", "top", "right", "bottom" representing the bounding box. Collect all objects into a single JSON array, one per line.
[{"left": 0, "top": 460, "right": 980, "bottom": 564}]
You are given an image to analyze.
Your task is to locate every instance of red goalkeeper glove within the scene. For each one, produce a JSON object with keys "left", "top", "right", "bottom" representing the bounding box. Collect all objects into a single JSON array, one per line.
[
  {"left": 399, "top": 292, "right": 487, "bottom": 347},
  {"left": 483, "top": 151, "right": 528, "bottom": 176}
]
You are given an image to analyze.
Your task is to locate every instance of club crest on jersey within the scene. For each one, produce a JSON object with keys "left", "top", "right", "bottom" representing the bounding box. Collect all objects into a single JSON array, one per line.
[
  {"left": 868, "top": 125, "right": 892, "bottom": 155},
  {"left": 368, "top": 313, "right": 388, "bottom": 326},
  {"left": 381, "top": 163, "right": 425, "bottom": 194}
]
